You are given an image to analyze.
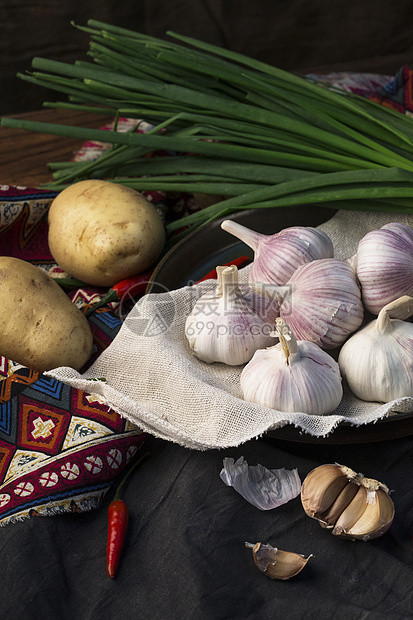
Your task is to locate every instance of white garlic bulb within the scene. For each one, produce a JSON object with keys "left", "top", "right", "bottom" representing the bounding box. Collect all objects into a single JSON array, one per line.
[
  {"left": 221, "top": 219, "right": 334, "bottom": 286},
  {"left": 355, "top": 222, "right": 413, "bottom": 315},
  {"left": 252, "top": 258, "right": 364, "bottom": 349},
  {"left": 185, "top": 264, "right": 274, "bottom": 365},
  {"left": 240, "top": 318, "right": 343, "bottom": 415},
  {"left": 338, "top": 295, "right": 413, "bottom": 402}
]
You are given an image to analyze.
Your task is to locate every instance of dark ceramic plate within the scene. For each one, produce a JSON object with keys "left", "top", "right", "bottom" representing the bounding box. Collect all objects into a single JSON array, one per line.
[{"left": 147, "top": 206, "right": 413, "bottom": 444}]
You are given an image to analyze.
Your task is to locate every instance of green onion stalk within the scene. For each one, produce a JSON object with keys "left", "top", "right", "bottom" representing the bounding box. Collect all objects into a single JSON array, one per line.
[{"left": 3, "top": 19, "right": 413, "bottom": 243}]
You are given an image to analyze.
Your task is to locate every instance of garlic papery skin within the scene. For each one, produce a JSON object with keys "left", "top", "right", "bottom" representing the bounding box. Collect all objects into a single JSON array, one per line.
[
  {"left": 185, "top": 264, "right": 275, "bottom": 365},
  {"left": 338, "top": 295, "right": 413, "bottom": 402},
  {"left": 355, "top": 222, "right": 413, "bottom": 315},
  {"left": 240, "top": 318, "right": 343, "bottom": 415},
  {"left": 252, "top": 258, "right": 364, "bottom": 349},
  {"left": 220, "top": 456, "right": 301, "bottom": 510},
  {"left": 220, "top": 219, "right": 334, "bottom": 286},
  {"left": 301, "top": 464, "right": 395, "bottom": 541}
]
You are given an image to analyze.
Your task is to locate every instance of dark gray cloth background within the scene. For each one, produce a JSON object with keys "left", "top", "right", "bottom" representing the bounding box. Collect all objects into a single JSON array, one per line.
[
  {"left": 0, "top": 432, "right": 411, "bottom": 619},
  {"left": 2, "top": 0, "right": 413, "bottom": 114}
]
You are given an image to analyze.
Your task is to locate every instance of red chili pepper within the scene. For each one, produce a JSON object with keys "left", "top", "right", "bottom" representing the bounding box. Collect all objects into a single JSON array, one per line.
[
  {"left": 85, "top": 271, "right": 153, "bottom": 318},
  {"left": 106, "top": 451, "right": 150, "bottom": 579},
  {"left": 196, "top": 255, "right": 251, "bottom": 283}
]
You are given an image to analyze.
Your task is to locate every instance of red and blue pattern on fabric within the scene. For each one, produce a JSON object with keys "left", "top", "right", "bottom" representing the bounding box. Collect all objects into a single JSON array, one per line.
[
  {"left": 369, "top": 65, "right": 413, "bottom": 113},
  {"left": 0, "top": 186, "right": 146, "bottom": 525}
]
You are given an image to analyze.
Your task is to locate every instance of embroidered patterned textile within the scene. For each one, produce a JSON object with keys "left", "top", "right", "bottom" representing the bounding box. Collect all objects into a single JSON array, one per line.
[
  {"left": 0, "top": 186, "right": 147, "bottom": 525},
  {"left": 307, "top": 66, "right": 413, "bottom": 115},
  {"left": 371, "top": 65, "right": 413, "bottom": 114}
]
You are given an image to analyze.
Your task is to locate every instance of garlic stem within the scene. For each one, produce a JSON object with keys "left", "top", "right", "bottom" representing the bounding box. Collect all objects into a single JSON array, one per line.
[
  {"left": 382, "top": 294, "right": 413, "bottom": 320},
  {"left": 375, "top": 305, "right": 393, "bottom": 334},
  {"left": 220, "top": 263, "right": 238, "bottom": 288},
  {"left": 376, "top": 295, "right": 413, "bottom": 333},
  {"left": 274, "top": 317, "right": 299, "bottom": 365},
  {"left": 221, "top": 220, "right": 334, "bottom": 287},
  {"left": 221, "top": 219, "right": 264, "bottom": 251},
  {"left": 215, "top": 265, "right": 225, "bottom": 296}
]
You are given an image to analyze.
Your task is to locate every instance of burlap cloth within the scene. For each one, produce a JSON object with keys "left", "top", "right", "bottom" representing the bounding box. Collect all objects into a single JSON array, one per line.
[{"left": 47, "top": 209, "right": 413, "bottom": 450}]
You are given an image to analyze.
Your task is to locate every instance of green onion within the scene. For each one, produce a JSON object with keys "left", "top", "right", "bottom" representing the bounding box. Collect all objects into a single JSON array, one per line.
[{"left": 2, "top": 19, "right": 413, "bottom": 243}]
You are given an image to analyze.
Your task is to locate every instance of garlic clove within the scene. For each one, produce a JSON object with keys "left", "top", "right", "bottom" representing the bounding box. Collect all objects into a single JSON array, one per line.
[
  {"left": 221, "top": 219, "right": 334, "bottom": 287},
  {"left": 245, "top": 542, "right": 312, "bottom": 580},
  {"left": 301, "top": 464, "right": 395, "bottom": 541},
  {"left": 344, "top": 487, "right": 395, "bottom": 541},
  {"left": 300, "top": 464, "right": 350, "bottom": 517},
  {"left": 331, "top": 486, "right": 369, "bottom": 535},
  {"left": 318, "top": 479, "right": 359, "bottom": 527}
]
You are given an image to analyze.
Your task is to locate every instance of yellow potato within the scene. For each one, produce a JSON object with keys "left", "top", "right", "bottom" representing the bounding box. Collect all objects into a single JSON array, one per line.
[
  {"left": 0, "top": 257, "right": 93, "bottom": 372},
  {"left": 48, "top": 179, "right": 166, "bottom": 286}
]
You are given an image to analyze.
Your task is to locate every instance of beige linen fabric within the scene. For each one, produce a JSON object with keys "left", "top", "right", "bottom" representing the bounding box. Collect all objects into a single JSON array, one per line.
[{"left": 47, "top": 210, "right": 413, "bottom": 450}]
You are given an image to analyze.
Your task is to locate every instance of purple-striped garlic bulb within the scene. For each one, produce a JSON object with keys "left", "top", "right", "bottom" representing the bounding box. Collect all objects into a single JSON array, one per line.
[
  {"left": 220, "top": 220, "right": 334, "bottom": 286},
  {"left": 240, "top": 318, "right": 343, "bottom": 415},
  {"left": 354, "top": 222, "right": 413, "bottom": 315},
  {"left": 252, "top": 258, "right": 364, "bottom": 349}
]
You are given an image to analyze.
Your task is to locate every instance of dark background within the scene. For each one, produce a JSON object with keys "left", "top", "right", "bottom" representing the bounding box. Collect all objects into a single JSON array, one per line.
[{"left": 2, "top": 0, "right": 413, "bottom": 115}]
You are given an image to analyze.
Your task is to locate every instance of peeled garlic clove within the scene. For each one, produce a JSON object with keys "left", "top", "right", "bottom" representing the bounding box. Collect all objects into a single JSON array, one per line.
[
  {"left": 245, "top": 542, "right": 312, "bottom": 580},
  {"left": 240, "top": 318, "right": 343, "bottom": 415},
  {"left": 356, "top": 222, "right": 413, "bottom": 315},
  {"left": 185, "top": 264, "right": 274, "bottom": 365},
  {"left": 221, "top": 220, "right": 334, "bottom": 286},
  {"left": 301, "top": 464, "right": 395, "bottom": 541},
  {"left": 252, "top": 258, "right": 364, "bottom": 349},
  {"left": 338, "top": 295, "right": 413, "bottom": 402}
]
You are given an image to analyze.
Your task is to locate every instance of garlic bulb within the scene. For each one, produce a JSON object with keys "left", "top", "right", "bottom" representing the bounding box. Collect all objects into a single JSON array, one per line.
[
  {"left": 355, "top": 222, "right": 413, "bottom": 315},
  {"left": 185, "top": 264, "right": 274, "bottom": 365},
  {"left": 240, "top": 318, "right": 343, "bottom": 415},
  {"left": 252, "top": 258, "right": 364, "bottom": 349},
  {"left": 301, "top": 464, "right": 395, "bottom": 541},
  {"left": 245, "top": 542, "right": 312, "bottom": 580},
  {"left": 338, "top": 295, "right": 413, "bottom": 402},
  {"left": 221, "top": 219, "right": 334, "bottom": 286}
]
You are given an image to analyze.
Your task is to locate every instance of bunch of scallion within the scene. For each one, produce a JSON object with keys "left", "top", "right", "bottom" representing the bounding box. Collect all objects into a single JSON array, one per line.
[{"left": 3, "top": 19, "right": 413, "bottom": 242}]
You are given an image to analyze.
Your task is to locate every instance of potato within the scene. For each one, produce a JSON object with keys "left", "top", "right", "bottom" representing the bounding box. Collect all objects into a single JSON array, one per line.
[
  {"left": 47, "top": 179, "right": 166, "bottom": 286},
  {"left": 0, "top": 257, "right": 93, "bottom": 372}
]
